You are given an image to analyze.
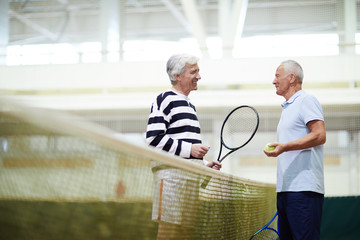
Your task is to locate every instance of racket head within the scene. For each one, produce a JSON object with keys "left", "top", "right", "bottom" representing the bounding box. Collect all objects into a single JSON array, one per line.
[
  {"left": 220, "top": 105, "right": 259, "bottom": 150},
  {"left": 249, "top": 212, "right": 279, "bottom": 240},
  {"left": 249, "top": 227, "right": 279, "bottom": 240}
]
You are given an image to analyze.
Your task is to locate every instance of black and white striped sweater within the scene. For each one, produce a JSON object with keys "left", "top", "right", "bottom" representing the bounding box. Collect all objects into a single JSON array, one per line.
[{"left": 146, "top": 90, "right": 202, "bottom": 159}]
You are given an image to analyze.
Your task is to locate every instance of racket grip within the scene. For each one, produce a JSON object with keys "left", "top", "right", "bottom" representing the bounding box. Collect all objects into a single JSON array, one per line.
[{"left": 201, "top": 176, "right": 211, "bottom": 189}]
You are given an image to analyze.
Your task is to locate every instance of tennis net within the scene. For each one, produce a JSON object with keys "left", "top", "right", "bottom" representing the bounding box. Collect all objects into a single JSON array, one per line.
[{"left": 0, "top": 97, "right": 276, "bottom": 240}]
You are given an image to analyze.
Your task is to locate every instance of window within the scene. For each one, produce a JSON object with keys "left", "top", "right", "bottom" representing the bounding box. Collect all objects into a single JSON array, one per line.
[{"left": 5, "top": 33, "right": 355, "bottom": 65}]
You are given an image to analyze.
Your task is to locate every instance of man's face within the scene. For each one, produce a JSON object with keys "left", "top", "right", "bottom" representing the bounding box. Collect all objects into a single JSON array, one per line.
[
  {"left": 176, "top": 63, "right": 201, "bottom": 95},
  {"left": 273, "top": 65, "right": 291, "bottom": 97}
]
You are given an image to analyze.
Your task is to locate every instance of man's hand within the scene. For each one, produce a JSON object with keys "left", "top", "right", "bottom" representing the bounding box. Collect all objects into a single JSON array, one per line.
[
  {"left": 206, "top": 161, "right": 222, "bottom": 170},
  {"left": 191, "top": 144, "right": 210, "bottom": 158},
  {"left": 263, "top": 142, "right": 284, "bottom": 157}
]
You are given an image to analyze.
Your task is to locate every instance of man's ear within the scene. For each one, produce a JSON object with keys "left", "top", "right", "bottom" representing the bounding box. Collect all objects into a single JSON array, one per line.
[
  {"left": 174, "top": 74, "right": 181, "bottom": 82},
  {"left": 289, "top": 73, "right": 296, "bottom": 83}
]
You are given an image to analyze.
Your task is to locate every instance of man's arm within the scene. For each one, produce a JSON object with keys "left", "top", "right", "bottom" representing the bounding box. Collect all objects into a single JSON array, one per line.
[{"left": 264, "top": 120, "right": 326, "bottom": 157}]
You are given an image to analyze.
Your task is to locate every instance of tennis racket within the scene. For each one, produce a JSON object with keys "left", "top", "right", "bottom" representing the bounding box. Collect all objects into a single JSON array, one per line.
[
  {"left": 201, "top": 105, "right": 259, "bottom": 188},
  {"left": 249, "top": 212, "right": 279, "bottom": 240}
]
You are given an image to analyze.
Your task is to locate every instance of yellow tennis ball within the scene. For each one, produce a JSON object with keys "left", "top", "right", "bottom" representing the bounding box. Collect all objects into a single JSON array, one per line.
[{"left": 265, "top": 144, "right": 275, "bottom": 151}]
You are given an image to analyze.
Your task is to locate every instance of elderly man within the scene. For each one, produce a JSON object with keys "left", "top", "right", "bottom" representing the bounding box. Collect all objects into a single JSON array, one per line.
[
  {"left": 146, "top": 53, "right": 221, "bottom": 239},
  {"left": 264, "top": 60, "right": 326, "bottom": 240}
]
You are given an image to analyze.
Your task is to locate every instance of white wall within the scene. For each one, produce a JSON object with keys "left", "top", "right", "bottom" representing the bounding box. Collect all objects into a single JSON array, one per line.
[{"left": 0, "top": 55, "right": 359, "bottom": 91}]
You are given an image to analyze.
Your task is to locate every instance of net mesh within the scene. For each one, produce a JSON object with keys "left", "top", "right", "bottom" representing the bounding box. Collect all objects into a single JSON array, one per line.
[{"left": 0, "top": 97, "right": 276, "bottom": 240}]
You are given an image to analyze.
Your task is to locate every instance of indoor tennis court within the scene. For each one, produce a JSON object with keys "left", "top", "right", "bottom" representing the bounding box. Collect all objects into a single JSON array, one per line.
[{"left": 1, "top": 1, "right": 359, "bottom": 239}]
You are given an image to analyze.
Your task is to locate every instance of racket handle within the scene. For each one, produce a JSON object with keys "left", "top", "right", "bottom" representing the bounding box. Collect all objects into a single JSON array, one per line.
[{"left": 201, "top": 176, "right": 211, "bottom": 189}]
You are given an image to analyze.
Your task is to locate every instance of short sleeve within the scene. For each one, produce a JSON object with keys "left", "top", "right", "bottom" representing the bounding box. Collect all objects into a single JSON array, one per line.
[{"left": 301, "top": 94, "right": 324, "bottom": 124}]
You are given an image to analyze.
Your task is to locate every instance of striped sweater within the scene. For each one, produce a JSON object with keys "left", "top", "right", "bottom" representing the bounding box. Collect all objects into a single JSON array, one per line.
[{"left": 146, "top": 90, "right": 202, "bottom": 159}]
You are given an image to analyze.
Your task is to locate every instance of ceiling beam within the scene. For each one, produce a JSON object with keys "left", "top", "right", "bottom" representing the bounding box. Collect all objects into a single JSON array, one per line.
[
  {"left": 338, "top": 0, "right": 357, "bottom": 55},
  {"left": 219, "top": 0, "right": 248, "bottom": 57},
  {"left": 161, "top": 0, "right": 192, "bottom": 33},
  {"left": 179, "top": 0, "right": 208, "bottom": 56},
  {"left": 218, "top": 0, "right": 232, "bottom": 51},
  {"left": 9, "top": 9, "right": 58, "bottom": 42},
  {"left": 233, "top": 0, "right": 248, "bottom": 39},
  {"left": 100, "top": 0, "right": 125, "bottom": 62}
]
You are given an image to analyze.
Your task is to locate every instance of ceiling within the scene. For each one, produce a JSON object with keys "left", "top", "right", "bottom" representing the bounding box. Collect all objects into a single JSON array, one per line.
[{"left": 6, "top": 0, "right": 360, "bottom": 49}]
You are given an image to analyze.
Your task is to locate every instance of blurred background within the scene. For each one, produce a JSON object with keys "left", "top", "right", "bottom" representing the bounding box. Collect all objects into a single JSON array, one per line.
[{"left": 1, "top": 0, "right": 359, "bottom": 196}]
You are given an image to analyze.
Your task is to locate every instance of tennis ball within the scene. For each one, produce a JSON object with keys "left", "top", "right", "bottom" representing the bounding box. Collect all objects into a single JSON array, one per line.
[{"left": 265, "top": 144, "right": 275, "bottom": 151}]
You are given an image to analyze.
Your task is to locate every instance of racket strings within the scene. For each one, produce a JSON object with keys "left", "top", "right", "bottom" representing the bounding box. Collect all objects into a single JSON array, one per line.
[{"left": 222, "top": 107, "right": 259, "bottom": 149}]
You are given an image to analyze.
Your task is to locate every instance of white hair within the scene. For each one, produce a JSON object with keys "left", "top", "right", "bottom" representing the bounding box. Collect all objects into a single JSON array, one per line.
[
  {"left": 281, "top": 60, "right": 304, "bottom": 83},
  {"left": 166, "top": 54, "right": 199, "bottom": 85}
]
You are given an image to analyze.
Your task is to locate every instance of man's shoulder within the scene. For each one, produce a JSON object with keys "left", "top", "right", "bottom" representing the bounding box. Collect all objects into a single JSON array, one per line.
[
  {"left": 156, "top": 90, "right": 176, "bottom": 96},
  {"left": 293, "top": 90, "right": 317, "bottom": 103},
  {"left": 299, "top": 91, "right": 320, "bottom": 104},
  {"left": 156, "top": 90, "right": 178, "bottom": 100},
  {"left": 152, "top": 90, "right": 180, "bottom": 111}
]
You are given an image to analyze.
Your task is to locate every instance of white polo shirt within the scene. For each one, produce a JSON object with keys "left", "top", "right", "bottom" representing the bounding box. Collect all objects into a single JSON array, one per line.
[{"left": 277, "top": 90, "right": 325, "bottom": 194}]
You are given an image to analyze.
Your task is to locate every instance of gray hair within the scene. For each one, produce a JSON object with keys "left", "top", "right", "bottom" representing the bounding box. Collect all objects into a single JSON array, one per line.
[
  {"left": 166, "top": 54, "right": 199, "bottom": 85},
  {"left": 281, "top": 60, "right": 304, "bottom": 84}
]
